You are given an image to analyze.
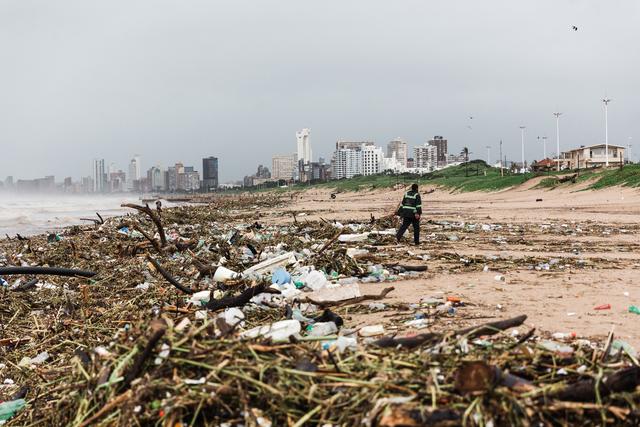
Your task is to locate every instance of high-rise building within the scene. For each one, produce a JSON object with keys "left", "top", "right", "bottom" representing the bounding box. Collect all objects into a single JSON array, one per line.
[
  {"left": 414, "top": 144, "right": 438, "bottom": 170},
  {"left": 428, "top": 136, "right": 448, "bottom": 165},
  {"left": 92, "top": 159, "right": 106, "bottom": 193},
  {"left": 202, "top": 157, "right": 219, "bottom": 191},
  {"left": 128, "top": 155, "right": 142, "bottom": 190},
  {"left": 147, "top": 166, "right": 165, "bottom": 191},
  {"left": 296, "top": 128, "right": 312, "bottom": 163},
  {"left": 332, "top": 147, "right": 363, "bottom": 179},
  {"left": 272, "top": 154, "right": 296, "bottom": 180},
  {"left": 387, "top": 138, "right": 408, "bottom": 167},
  {"left": 177, "top": 170, "right": 200, "bottom": 192},
  {"left": 167, "top": 163, "right": 184, "bottom": 192},
  {"left": 362, "top": 145, "right": 384, "bottom": 176}
]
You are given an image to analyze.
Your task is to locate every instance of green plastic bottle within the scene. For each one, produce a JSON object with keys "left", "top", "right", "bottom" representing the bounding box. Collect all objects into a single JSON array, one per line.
[
  {"left": 0, "top": 399, "right": 26, "bottom": 422},
  {"left": 629, "top": 305, "right": 640, "bottom": 315}
]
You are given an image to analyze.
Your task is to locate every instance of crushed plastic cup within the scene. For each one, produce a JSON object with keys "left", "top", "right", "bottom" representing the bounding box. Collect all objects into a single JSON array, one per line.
[
  {"left": 188, "top": 290, "right": 211, "bottom": 306},
  {"left": 322, "top": 336, "right": 358, "bottom": 353},
  {"left": 629, "top": 305, "right": 640, "bottom": 315},
  {"left": 306, "top": 321, "right": 338, "bottom": 337},
  {"left": 494, "top": 275, "right": 506, "bottom": 282},
  {"left": 218, "top": 307, "right": 245, "bottom": 328}
]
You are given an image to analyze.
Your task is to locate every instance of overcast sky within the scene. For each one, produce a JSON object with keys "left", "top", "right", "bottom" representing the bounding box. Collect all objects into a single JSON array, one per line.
[{"left": 1, "top": 0, "right": 638, "bottom": 182}]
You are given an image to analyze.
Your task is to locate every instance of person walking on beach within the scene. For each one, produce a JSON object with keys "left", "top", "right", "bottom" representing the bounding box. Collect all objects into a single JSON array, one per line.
[{"left": 396, "top": 183, "right": 422, "bottom": 245}]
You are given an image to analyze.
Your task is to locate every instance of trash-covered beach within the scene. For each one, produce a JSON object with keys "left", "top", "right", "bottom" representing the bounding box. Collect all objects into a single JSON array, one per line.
[{"left": 1, "top": 187, "right": 639, "bottom": 426}]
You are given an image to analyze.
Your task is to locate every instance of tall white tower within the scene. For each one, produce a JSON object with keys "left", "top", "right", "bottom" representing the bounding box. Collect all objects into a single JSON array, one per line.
[
  {"left": 296, "top": 129, "right": 312, "bottom": 163},
  {"left": 128, "top": 155, "right": 142, "bottom": 190}
]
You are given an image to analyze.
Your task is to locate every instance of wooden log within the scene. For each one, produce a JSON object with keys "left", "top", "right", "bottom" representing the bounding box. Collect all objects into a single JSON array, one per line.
[
  {"left": 373, "top": 315, "right": 528, "bottom": 349},
  {"left": 552, "top": 365, "right": 640, "bottom": 402}
]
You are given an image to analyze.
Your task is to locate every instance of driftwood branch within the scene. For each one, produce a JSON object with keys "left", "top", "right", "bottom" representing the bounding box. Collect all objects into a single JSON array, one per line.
[
  {"left": 317, "top": 230, "right": 343, "bottom": 255},
  {"left": 121, "top": 326, "right": 167, "bottom": 391},
  {"left": 132, "top": 223, "right": 162, "bottom": 253},
  {"left": 206, "top": 283, "right": 271, "bottom": 311},
  {"left": 122, "top": 203, "right": 167, "bottom": 246},
  {"left": 0, "top": 266, "right": 96, "bottom": 278},
  {"left": 192, "top": 258, "right": 216, "bottom": 275},
  {"left": 309, "top": 287, "right": 395, "bottom": 308},
  {"left": 373, "top": 315, "right": 527, "bottom": 349},
  {"left": 147, "top": 256, "right": 194, "bottom": 294},
  {"left": 12, "top": 278, "right": 38, "bottom": 292},
  {"left": 552, "top": 366, "right": 640, "bottom": 402},
  {"left": 78, "top": 390, "right": 133, "bottom": 427}
]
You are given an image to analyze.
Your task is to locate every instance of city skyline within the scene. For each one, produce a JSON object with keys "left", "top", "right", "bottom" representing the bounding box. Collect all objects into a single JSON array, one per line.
[{"left": 1, "top": 1, "right": 638, "bottom": 181}]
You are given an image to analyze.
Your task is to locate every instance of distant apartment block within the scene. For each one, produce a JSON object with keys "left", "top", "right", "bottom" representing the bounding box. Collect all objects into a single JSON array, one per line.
[
  {"left": 387, "top": 138, "right": 408, "bottom": 167},
  {"left": 147, "top": 166, "right": 165, "bottom": 191},
  {"left": 362, "top": 145, "right": 384, "bottom": 175},
  {"left": 414, "top": 144, "right": 438, "bottom": 171},
  {"left": 202, "top": 156, "right": 219, "bottom": 191},
  {"left": 428, "top": 136, "right": 448, "bottom": 166},
  {"left": 272, "top": 154, "right": 296, "bottom": 180}
]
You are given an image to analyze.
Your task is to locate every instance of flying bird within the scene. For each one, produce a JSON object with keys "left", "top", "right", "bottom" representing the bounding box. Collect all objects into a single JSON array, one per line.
[{"left": 572, "top": 26, "right": 578, "bottom": 31}]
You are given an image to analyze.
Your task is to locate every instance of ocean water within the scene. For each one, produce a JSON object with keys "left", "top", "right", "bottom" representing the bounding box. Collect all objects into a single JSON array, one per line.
[{"left": 0, "top": 194, "right": 145, "bottom": 237}]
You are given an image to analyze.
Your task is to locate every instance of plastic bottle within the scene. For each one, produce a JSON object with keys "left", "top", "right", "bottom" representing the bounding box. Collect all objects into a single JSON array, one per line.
[
  {"left": 551, "top": 332, "right": 576, "bottom": 341},
  {"left": 0, "top": 399, "right": 26, "bottom": 422},
  {"left": 629, "top": 305, "right": 640, "bottom": 315},
  {"left": 241, "top": 319, "right": 301, "bottom": 342},
  {"left": 359, "top": 324, "right": 385, "bottom": 337},
  {"left": 306, "top": 321, "right": 338, "bottom": 337}
]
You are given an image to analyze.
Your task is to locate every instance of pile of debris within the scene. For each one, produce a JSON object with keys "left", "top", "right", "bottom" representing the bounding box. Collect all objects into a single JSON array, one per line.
[{"left": 0, "top": 194, "right": 638, "bottom": 426}]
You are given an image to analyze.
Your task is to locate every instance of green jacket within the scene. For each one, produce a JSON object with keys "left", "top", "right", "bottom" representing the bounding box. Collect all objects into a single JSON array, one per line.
[{"left": 397, "top": 190, "right": 422, "bottom": 218}]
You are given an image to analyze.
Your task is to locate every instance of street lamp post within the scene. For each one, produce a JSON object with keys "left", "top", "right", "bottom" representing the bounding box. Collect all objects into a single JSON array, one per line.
[
  {"left": 627, "top": 137, "right": 632, "bottom": 164},
  {"left": 603, "top": 98, "right": 612, "bottom": 167},
  {"left": 499, "top": 140, "right": 503, "bottom": 177},
  {"left": 486, "top": 146, "right": 491, "bottom": 165},
  {"left": 519, "top": 126, "right": 526, "bottom": 173},
  {"left": 553, "top": 112, "right": 562, "bottom": 171}
]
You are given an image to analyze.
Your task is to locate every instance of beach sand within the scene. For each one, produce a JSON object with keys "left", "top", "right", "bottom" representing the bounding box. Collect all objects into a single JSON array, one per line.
[{"left": 273, "top": 180, "right": 640, "bottom": 347}]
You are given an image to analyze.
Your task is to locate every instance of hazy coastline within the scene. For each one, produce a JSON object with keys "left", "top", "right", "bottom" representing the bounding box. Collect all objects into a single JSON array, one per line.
[{"left": 0, "top": 194, "right": 143, "bottom": 237}]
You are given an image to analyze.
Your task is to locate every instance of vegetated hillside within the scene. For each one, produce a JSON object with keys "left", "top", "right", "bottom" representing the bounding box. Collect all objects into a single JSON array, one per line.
[
  {"left": 263, "top": 162, "right": 640, "bottom": 194},
  {"left": 534, "top": 164, "right": 640, "bottom": 191},
  {"left": 322, "top": 161, "right": 536, "bottom": 193}
]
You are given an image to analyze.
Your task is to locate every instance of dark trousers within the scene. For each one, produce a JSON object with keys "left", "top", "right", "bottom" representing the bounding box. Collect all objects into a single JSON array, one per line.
[{"left": 397, "top": 216, "right": 420, "bottom": 244}]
